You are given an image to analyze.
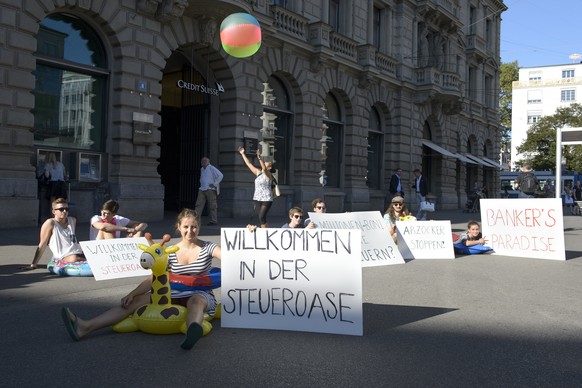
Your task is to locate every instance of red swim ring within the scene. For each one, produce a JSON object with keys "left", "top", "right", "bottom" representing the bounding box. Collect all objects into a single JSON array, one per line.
[{"left": 169, "top": 267, "right": 221, "bottom": 291}]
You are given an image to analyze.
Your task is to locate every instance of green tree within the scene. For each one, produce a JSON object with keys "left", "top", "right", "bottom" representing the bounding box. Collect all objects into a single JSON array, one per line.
[
  {"left": 499, "top": 61, "right": 519, "bottom": 146},
  {"left": 516, "top": 103, "right": 582, "bottom": 171}
]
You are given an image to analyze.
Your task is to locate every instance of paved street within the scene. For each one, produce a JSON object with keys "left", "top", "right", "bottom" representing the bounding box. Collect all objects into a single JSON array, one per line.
[{"left": 1, "top": 209, "right": 581, "bottom": 387}]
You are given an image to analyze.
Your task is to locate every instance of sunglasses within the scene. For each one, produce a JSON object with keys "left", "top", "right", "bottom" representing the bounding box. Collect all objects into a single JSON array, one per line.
[
  {"left": 292, "top": 214, "right": 303, "bottom": 219},
  {"left": 54, "top": 207, "right": 69, "bottom": 212},
  {"left": 392, "top": 203, "right": 403, "bottom": 206},
  {"left": 316, "top": 206, "right": 326, "bottom": 210}
]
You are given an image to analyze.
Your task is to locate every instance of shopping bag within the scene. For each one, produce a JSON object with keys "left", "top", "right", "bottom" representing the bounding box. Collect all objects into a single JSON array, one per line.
[{"left": 420, "top": 200, "right": 435, "bottom": 212}]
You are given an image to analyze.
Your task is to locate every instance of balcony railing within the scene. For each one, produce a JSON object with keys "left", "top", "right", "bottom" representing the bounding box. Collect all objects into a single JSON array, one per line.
[
  {"left": 513, "top": 77, "right": 582, "bottom": 88},
  {"left": 329, "top": 32, "right": 357, "bottom": 60},
  {"left": 270, "top": 5, "right": 308, "bottom": 41},
  {"left": 375, "top": 51, "right": 397, "bottom": 76}
]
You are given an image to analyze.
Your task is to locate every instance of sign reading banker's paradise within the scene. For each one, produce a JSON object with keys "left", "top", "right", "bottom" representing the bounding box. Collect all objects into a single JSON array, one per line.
[
  {"left": 220, "top": 228, "right": 363, "bottom": 336},
  {"left": 307, "top": 211, "right": 404, "bottom": 267},
  {"left": 80, "top": 237, "right": 151, "bottom": 281},
  {"left": 480, "top": 198, "right": 565, "bottom": 260}
]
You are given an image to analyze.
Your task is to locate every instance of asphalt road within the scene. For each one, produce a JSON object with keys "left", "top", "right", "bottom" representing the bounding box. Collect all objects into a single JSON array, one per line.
[{"left": 1, "top": 210, "right": 581, "bottom": 387}]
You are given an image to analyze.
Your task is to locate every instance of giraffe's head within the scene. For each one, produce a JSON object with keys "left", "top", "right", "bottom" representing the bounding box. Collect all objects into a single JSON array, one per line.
[{"left": 138, "top": 233, "right": 180, "bottom": 274}]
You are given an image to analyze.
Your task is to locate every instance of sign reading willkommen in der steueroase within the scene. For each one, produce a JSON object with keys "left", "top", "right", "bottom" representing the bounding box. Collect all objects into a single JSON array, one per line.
[
  {"left": 220, "top": 228, "right": 363, "bottom": 336},
  {"left": 307, "top": 211, "right": 404, "bottom": 267},
  {"left": 480, "top": 198, "right": 565, "bottom": 260},
  {"left": 80, "top": 237, "right": 151, "bottom": 281}
]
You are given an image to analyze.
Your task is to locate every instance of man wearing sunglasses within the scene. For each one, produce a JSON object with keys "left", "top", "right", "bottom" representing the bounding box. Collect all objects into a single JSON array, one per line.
[
  {"left": 23, "top": 197, "right": 85, "bottom": 270},
  {"left": 282, "top": 207, "right": 315, "bottom": 229},
  {"left": 304, "top": 198, "right": 327, "bottom": 228}
]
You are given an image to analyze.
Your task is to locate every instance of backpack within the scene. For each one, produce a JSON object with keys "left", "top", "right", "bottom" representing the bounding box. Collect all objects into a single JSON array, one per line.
[{"left": 520, "top": 173, "right": 537, "bottom": 193}]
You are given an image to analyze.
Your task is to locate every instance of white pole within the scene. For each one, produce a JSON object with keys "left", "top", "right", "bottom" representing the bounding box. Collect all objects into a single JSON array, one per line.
[{"left": 556, "top": 126, "right": 562, "bottom": 199}]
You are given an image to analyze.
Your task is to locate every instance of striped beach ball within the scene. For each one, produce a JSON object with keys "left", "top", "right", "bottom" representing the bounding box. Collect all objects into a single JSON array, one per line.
[{"left": 220, "top": 13, "right": 262, "bottom": 58}]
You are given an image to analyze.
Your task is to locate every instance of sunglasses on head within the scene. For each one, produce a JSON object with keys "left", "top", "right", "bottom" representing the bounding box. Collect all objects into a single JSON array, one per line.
[{"left": 54, "top": 207, "right": 69, "bottom": 212}]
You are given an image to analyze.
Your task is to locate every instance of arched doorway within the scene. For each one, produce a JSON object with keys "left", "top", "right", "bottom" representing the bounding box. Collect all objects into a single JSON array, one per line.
[{"left": 160, "top": 51, "right": 211, "bottom": 211}]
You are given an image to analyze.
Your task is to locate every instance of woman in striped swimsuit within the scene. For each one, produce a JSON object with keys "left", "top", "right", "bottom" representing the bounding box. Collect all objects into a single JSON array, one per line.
[{"left": 60, "top": 208, "right": 221, "bottom": 350}]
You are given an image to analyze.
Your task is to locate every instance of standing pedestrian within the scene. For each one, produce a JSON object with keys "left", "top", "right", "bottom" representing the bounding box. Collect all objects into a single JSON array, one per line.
[
  {"left": 387, "top": 167, "right": 404, "bottom": 209},
  {"left": 44, "top": 152, "right": 67, "bottom": 203},
  {"left": 514, "top": 165, "right": 538, "bottom": 198},
  {"left": 194, "top": 157, "right": 223, "bottom": 225},
  {"left": 238, "top": 147, "right": 274, "bottom": 228},
  {"left": 412, "top": 168, "right": 429, "bottom": 220}
]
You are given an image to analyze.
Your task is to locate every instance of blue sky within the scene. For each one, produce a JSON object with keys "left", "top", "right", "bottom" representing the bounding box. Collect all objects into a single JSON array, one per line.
[{"left": 500, "top": 0, "right": 582, "bottom": 67}]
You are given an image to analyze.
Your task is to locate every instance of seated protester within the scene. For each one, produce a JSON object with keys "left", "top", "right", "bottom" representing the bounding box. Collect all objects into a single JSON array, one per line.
[
  {"left": 454, "top": 220, "right": 488, "bottom": 247},
  {"left": 23, "top": 197, "right": 85, "bottom": 270},
  {"left": 304, "top": 198, "right": 327, "bottom": 227},
  {"left": 383, "top": 196, "right": 415, "bottom": 244},
  {"left": 282, "top": 207, "right": 314, "bottom": 229},
  {"left": 90, "top": 200, "right": 148, "bottom": 240}
]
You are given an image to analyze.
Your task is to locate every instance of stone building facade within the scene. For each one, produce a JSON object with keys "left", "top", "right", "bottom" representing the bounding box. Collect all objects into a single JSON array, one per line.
[{"left": 0, "top": 0, "right": 506, "bottom": 228}]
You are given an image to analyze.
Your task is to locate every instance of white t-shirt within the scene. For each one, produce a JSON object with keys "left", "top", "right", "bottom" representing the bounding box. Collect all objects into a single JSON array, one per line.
[{"left": 89, "top": 214, "right": 130, "bottom": 240}]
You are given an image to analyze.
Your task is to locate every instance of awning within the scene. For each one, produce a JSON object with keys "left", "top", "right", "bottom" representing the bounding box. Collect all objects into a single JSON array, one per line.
[
  {"left": 453, "top": 153, "right": 478, "bottom": 164},
  {"left": 422, "top": 140, "right": 457, "bottom": 157},
  {"left": 464, "top": 154, "right": 498, "bottom": 168},
  {"left": 481, "top": 156, "right": 504, "bottom": 169}
]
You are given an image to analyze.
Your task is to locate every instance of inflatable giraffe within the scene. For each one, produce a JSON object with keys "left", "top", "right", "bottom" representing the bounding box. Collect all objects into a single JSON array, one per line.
[{"left": 112, "top": 233, "right": 213, "bottom": 335}]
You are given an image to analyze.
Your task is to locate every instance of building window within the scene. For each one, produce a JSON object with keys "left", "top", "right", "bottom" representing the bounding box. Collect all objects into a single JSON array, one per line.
[
  {"left": 469, "top": 6, "right": 476, "bottom": 35},
  {"left": 323, "top": 94, "right": 343, "bottom": 188},
  {"left": 527, "top": 114, "right": 541, "bottom": 124},
  {"left": 561, "top": 89, "right": 576, "bottom": 102},
  {"left": 373, "top": 6, "right": 381, "bottom": 48},
  {"left": 528, "top": 71, "right": 542, "bottom": 82},
  {"left": 33, "top": 14, "right": 107, "bottom": 151},
  {"left": 329, "top": 0, "right": 340, "bottom": 32},
  {"left": 263, "top": 76, "right": 293, "bottom": 185},
  {"left": 367, "top": 107, "right": 383, "bottom": 190},
  {"left": 527, "top": 90, "right": 542, "bottom": 104},
  {"left": 562, "top": 69, "right": 575, "bottom": 79}
]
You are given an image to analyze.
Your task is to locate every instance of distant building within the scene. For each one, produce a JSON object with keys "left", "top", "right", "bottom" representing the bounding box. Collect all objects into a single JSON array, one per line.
[
  {"left": 0, "top": 0, "right": 506, "bottom": 228},
  {"left": 511, "top": 62, "right": 582, "bottom": 167}
]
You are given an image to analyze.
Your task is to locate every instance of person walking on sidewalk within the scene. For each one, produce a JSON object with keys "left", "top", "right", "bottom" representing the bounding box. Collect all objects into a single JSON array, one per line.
[
  {"left": 412, "top": 168, "right": 429, "bottom": 220},
  {"left": 194, "top": 157, "right": 223, "bottom": 226}
]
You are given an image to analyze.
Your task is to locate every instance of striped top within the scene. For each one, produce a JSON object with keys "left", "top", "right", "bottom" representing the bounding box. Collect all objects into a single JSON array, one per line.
[{"left": 168, "top": 240, "right": 217, "bottom": 298}]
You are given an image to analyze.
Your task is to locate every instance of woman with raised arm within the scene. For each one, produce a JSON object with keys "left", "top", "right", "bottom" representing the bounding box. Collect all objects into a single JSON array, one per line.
[{"left": 238, "top": 146, "right": 274, "bottom": 228}]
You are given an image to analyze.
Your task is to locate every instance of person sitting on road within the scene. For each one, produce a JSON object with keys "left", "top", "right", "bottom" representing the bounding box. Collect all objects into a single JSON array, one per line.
[
  {"left": 61, "top": 208, "right": 221, "bottom": 350},
  {"left": 454, "top": 221, "right": 488, "bottom": 247},
  {"left": 23, "top": 197, "right": 85, "bottom": 270},
  {"left": 281, "top": 207, "right": 314, "bottom": 229},
  {"left": 383, "top": 196, "right": 415, "bottom": 244},
  {"left": 304, "top": 198, "right": 327, "bottom": 227},
  {"left": 90, "top": 200, "right": 148, "bottom": 240}
]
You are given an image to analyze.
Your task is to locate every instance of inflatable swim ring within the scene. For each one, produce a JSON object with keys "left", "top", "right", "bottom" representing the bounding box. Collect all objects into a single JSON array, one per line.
[
  {"left": 169, "top": 267, "right": 221, "bottom": 291},
  {"left": 452, "top": 233, "right": 493, "bottom": 254},
  {"left": 48, "top": 257, "right": 93, "bottom": 277},
  {"left": 453, "top": 243, "right": 493, "bottom": 255}
]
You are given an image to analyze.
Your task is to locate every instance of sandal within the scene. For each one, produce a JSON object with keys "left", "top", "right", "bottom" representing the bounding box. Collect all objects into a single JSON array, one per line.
[
  {"left": 61, "top": 307, "right": 80, "bottom": 341},
  {"left": 22, "top": 264, "right": 37, "bottom": 271}
]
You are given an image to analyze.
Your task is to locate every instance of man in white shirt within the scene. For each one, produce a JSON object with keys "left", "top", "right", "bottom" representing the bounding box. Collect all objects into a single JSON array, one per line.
[{"left": 195, "top": 157, "right": 223, "bottom": 225}]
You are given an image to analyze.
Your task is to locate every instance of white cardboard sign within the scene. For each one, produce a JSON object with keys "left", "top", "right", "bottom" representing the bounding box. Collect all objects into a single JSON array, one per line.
[
  {"left": 307, "top": 211, "right": 404, "bottom": 266},
  {"left": 480, "top": 198, "right": 565, "bottom": 260},
  {"left": 220, "top": 228, "right": 363, "bottom": 336},
  {"left": 80, "top": 237, "right": 150, "bottom": 280},
  {"left": 396, "top": 220, "right": 455, "bottom": 259}
]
